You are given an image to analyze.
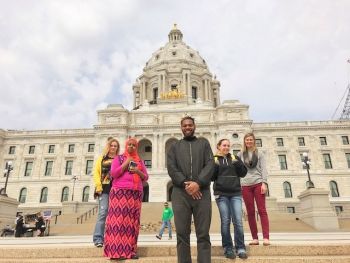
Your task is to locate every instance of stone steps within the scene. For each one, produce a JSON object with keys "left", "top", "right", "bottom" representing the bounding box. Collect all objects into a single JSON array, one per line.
[
  {"left": 1, "top": 255, "right": 350, "bottom": 263},
  {"left": 1, "top": 245, "right": 350, "bottom": 262}
]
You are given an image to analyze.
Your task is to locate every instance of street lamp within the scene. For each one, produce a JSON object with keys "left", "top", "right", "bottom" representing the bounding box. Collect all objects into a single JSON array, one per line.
[
  {"left": 302, "top": 152, "right": 314, "bottom": 189},
  {"left": 2, "top": 161, "right": 13, "bottom": 197},
  {"left": 71, "top": 175, "right": 78, "bottom": 201}
]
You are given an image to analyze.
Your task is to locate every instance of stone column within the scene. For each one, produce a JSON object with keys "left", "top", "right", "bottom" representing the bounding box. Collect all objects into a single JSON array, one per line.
[
  {"left": 0, "top": 196, "right": 19, "bottom": 228},
  {"left": 153, "top": 133, "right": 158, "bottom": 169},
  {"left": 297, "top": 188, "right": 339, "bottom": 230},
  {"left": 207, "top": 80, "right": 212, "bottom": 101},
  {"left": 162, "top": 74, "right": 166, "bottom": 93}
]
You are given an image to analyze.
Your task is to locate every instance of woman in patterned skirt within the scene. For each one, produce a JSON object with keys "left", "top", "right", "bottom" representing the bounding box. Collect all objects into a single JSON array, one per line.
[{"left": 104, "top": 137, "right": 149, "bottom": 260}]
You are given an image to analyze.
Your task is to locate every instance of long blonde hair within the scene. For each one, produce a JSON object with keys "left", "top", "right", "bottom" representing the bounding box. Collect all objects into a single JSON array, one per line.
[
  {"left": 242, "top": 133, "right": 257, "bottom": 153},
  {"left": 102, "top": 138, "right": 120, "bottom": 156}
]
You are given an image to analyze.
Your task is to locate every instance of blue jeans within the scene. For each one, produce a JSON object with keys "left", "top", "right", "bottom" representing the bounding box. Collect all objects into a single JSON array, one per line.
[
  {"left": 92, "top": 193, "right": 109, "bottom": 244},
  {"left": 216, "top": 195, "right": 246, "bottom": 254},
  {"left": 158, "top": 220, "right": 172, "bottom": 237}
]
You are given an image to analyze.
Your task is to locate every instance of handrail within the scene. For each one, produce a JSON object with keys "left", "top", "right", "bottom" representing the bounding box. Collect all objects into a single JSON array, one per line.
[{"left": 76, "top": 205, "right": 98, "bottom": 224}]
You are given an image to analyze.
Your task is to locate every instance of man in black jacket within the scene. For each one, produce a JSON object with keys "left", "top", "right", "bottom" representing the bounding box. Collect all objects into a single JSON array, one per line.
[{"left": 167, "top": 116, "right": 215, "bottom": 263}]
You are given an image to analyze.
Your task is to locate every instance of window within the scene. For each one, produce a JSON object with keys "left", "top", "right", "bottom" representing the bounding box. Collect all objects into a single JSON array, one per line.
[
  {"left": 85, "top": 160, "right": 94, "bottom": 175},
  {"left": 300, "top": 154, "right": 307, "bottom": 169},
  {"left": 45, "top": 161, "right": 53, "bottom": 176},
  {"left": 171, "top": 84, "right": 177, "bottom": 90},
  {"left": 68, "top": 144, "right": 75, "bottom": 153},
  {"left": 88, "top": 144, "right": 95, "bottom": 153},
  {"left": 61, "top": 187, "right": 69, "bottom": 202},
  {"left": 276, "top": 138, "right": 284, "bottom": 146},
  {"left": 346, "top": 153, "right": 350, "bottom": 168},
  {"left": 256, "top": 139, "right": 262, "bottom": 147},
  {"left": 265, "top": 183, "right": 270, "bottom": 197},
  {"left": 335, "top": 206, "right": 343, "bottom": 215},
  {"left": 278, "top": 155, "right": 288, "bottom": 170},
  {"left": 144, "top": 160, "right": 152, "bottom": 168},
  {"left": 40, "top": 187, "right": 48, "bottom": 203},
  {"left": 192, "top": 86, "right": 197, "bottom": 99},
  {"left": 287, "top": 207, "right": 295, "bottom": 213},
  {"left": 24, "top": 162, "right": 33, "bottom": 176},
  {"left": 82, "top": 186, "right": 90, "bottom": 202},
  {"left": 342, "top": 136, "right": 349, "bottom": 145},
  {"left": 329, "top": 181, "right": 339, "bottom": 197},
  {"left": 232, "top": 149, "right": 240, "bottom": 156},
  {"left": 298, "top": 137, "right": 305, "bottom": 146},
  {"left": 65, "top": 160, "right": 73, "bottom": 175},
  {"left": 18, "top": 188, "right": 27, "bottom": 203},
  {"left": 29, "top": 145, "right": 35, "bottom": 154},
  {"left": 153, "top": 88, "right": 158, "bottom": 101},
  {"left": 48, "top": 145, "right": 55, "bottom": 153},
  {"left": 323, "top": 153, "right": 333, "bottom": 169},
  {"left": 320, "top": 137, "right": 327, "bottom": 145},
  {"left": 8, "top": 146, "right": 16, "bottom": 154},
  {"left": 283, "top": 182, "right": 292, "bottom": 198},
  {"left": 145, "top": 146, "right": 152, "bottom": 152}
]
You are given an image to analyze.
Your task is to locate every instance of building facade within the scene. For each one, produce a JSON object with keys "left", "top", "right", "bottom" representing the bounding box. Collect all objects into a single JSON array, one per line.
[{"left": 1, "top": 25, "right": 350, "bottom": 215}]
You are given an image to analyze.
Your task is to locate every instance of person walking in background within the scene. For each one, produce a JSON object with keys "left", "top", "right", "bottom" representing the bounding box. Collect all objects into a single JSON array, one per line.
[
  {"left": 35, "top": 213, "right": 46, "bottom": 237},
  {"left": 104, "top": 137, "right": 148, "bottom": 260},
  {"left": 238, "top": 133, "right": 270, "bottom": 246},
  {"left": 167, "top": 116, "right": 215, "bottom": 263},
  {"left": 212, "top": 139, "right": 248, "bottom": 259},
  {"left": 156, "top": 202, "right": 174, "bottom": 240},
  {"left": 92, "top": 138, "right": 120, "bottom": 247}
]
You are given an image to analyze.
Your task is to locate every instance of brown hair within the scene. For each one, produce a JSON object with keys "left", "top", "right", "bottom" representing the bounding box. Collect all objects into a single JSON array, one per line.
[
  {"left": 102, "top": 138, "right": 120, "bottom": 156},
  {"left": 216, "top": 138, "right": 230, "bottom": 150},
  {"left": 242, "top": 132, "right": 257, "bottom": 152}
]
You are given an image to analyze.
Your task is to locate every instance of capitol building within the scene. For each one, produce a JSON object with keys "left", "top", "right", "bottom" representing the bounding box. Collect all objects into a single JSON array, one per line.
[{"left": 1, "top": 25, "right": 350, "bottom": 216}]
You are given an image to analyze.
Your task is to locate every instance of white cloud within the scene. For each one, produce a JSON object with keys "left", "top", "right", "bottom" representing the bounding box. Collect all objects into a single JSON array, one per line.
[{"left": 0, "top": 0, "right": 349, "bottom": 129}]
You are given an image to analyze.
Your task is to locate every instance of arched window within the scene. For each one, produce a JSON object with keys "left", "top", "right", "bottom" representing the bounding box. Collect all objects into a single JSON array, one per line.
[
  {"left": 265, "top": 183, "right": 270, "bottom": 197},
  {"left": 82, "top": 186, "right": 90, "bottom": 202},
  {"left": 61, "top": 187, "right": 69, "bottom": 202},
  {"left": 18, "top": 188, "right": 27, "bottom": 203},
  {"left": 283, "top": 182, "right": 292, "bottom": 198},
  {"left": 40, "top": 187, "right": 48, "bottom": 203},
  {"left": 329, "top": 181, "right": 340, "bottom": 197}
]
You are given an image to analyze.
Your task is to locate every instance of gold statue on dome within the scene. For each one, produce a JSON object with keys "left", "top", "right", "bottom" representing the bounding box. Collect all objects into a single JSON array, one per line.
[{"left": 160, "top": 89, "right": 185, "bottom": 99}]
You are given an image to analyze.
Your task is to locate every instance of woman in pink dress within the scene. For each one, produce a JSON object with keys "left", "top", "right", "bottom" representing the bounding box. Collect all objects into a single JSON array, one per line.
[{"left": 104, "top": 138, "right": 149, "bottom": 260}]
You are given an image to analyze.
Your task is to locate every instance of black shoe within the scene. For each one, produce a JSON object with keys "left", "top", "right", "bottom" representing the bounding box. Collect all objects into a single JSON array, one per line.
[
  {"left": 94, "top": 243, "right": 103, "bottom": 248},
  {"left": 238, "top": 252, "right": 248, "bottom": 259},
  {"left": 156, "top": 235, "right": 162, "bottom": 240},
  {"left": 131, "top": 254, "right": 139, "bottom": 259},
  {"left": 225, "top": 250, "right": 236, "bottom": 259}
]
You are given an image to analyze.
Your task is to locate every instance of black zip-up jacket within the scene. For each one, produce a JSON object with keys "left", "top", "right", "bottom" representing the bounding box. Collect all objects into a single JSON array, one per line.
[
  {"left": 212, "top": 153, "right": 247, "bottom": 196},
  {"left": 167, "top": 136, "right": 215, "bottom": 189}
]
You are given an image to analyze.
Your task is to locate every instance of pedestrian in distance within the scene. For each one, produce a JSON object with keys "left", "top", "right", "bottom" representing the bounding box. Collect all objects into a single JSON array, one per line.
[{"left": 156, "top": 202, "right": 174, "bottom": 240}]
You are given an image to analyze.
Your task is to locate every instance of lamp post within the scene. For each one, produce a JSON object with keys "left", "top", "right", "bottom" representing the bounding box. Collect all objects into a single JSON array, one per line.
[
  {"left": 71, "top": 175, "right": 78, "bottom": 201},
  {"left": 302, "top": 152, "right": 314, "bottom": 189},
  {"left": 2, "top": 161, "right": 13, "bottom": 197}
]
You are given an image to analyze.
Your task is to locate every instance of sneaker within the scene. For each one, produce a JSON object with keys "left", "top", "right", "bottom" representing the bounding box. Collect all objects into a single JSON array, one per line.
[
  {"left": 224, "top": 250, "right": 236, "bottom": 259},
  {"left": 156, "top": 235, "right": 162, "bottom": 240},
  {"left": 238, "top": 252, "right": 248, "bottom": 259},
  {"left": 94, "top": 243, "right": 103, "bottom": 248}
]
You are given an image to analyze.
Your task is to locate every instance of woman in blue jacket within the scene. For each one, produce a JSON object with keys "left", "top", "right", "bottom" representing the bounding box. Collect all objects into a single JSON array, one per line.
[{"left": 212, "top": 139, "right": 248, "bottom": 259}]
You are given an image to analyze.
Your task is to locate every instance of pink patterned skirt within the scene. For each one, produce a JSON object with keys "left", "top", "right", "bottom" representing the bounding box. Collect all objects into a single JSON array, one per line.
[{"left": 104, "top": 188, "right": 143, "bottom": 259}]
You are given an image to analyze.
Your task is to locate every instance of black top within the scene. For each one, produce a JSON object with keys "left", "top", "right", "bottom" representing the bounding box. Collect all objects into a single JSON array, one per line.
[{"left": 212, "top": 154, "right": 247, "bottom": 196}]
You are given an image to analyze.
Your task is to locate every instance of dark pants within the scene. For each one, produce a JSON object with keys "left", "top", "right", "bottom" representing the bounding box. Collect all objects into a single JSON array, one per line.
[{"left": 172, "top": 187, "right": 212, "bottom": 263}]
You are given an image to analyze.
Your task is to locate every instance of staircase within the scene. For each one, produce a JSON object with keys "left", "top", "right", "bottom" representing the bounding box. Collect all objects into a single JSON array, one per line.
[{"left": 1, "top": 244, "right": 350, "bottom": 262}]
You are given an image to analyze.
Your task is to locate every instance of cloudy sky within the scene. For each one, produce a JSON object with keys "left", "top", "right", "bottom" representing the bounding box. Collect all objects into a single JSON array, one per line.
[{"left": 1, "top": 0, "right": 349, "bottom": 130}]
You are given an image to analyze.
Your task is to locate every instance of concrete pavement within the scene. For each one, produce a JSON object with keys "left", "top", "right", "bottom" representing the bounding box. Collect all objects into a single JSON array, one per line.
[{"left": 1, "top": 232, "right": 350, "bottom": 247}]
